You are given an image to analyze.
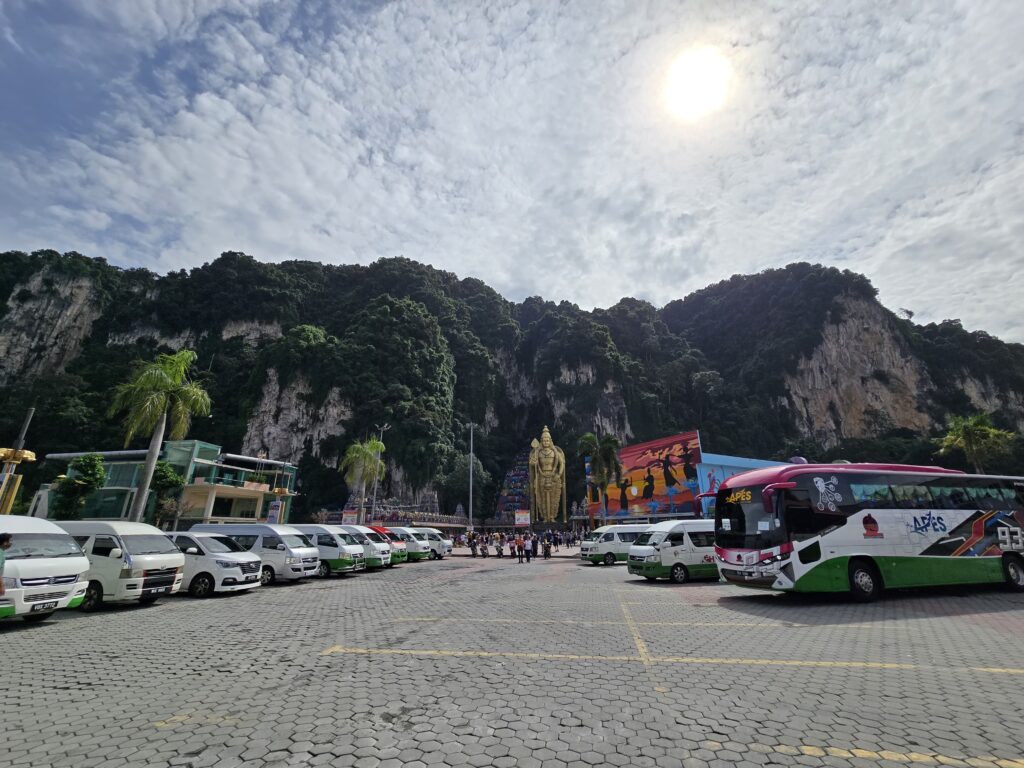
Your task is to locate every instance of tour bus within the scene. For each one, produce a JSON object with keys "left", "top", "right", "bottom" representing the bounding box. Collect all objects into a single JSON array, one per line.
[
  {"left": 168, "top": 531, "right": 263, "bottom": 597},
  {"left": 369, "top": 525, "right": 408, "bottom": 564},
  {"left": 626, "top": 520, "right": 718, "bottom": 583},
  {"left": 386, "top": 527, "right": 433, "bottom": 561},
  {"left": 191, "top": 523, "right": 319, "bottom": 585},
  {"left": 0, "top": 516, "right": 89, "bottom": 622},
  {"left": 292, "top": 524, "right": 367, "bottom": 576},
  {"left": 411, "top": 527, "right": 454, "bottom": 559},
  {"left": 713, "top": 463, "right": 1024, "bottom": 601},
  {"left": 340, "top": 525, "right": 391, "bottom": 568},
  {"left": 56, "top": 521, "right": 185, "bottom": 610},
  {"left": 580, "top": 524, "right": 651, "bottom": 565}
]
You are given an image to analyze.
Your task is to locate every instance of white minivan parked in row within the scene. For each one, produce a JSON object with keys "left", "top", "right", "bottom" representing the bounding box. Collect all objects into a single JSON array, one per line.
[
  {"left": 387, "top": 527, "right": 433, "bottom": 561},
  {"left": 340, "top": 525, "right": 391, "bottom": 568},
  {"left": 626, "top": 519, "right": 718, "bottom": 584},
  {"left": 168, "top": 531, "right": 263, "bottom": 597},
  {"left": 191, "top": 524, "right": 319, "bottom": 585},
  {"left": 1, "top": 516, "right": 89, "bottom": 622},
  {"left": 412, "top": 527, "right": 453, "bottom": 560},
  {"left": 579, "top": 524, "right": 650, "bottom": 565},
  {"left": 56, "top": 521, "right": 185, "bottom": 610},
  {"left": 293, "top": 524, "right": 367, "bottom": 577}
]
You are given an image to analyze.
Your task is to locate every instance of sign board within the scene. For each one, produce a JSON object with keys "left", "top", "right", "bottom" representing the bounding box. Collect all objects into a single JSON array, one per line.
[
  {"left": 265, "top": 500, "right": 282, "bottom": 524},
  {"left": 342, "top": 511, "right": 359, "bottom": 525},
  {"left": 514, "top": 510, "right": 531, "bottom": 527}
]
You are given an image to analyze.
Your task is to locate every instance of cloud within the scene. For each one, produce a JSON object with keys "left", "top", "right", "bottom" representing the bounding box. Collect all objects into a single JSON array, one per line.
[{"left": 1, "top": 0, "right": 1023, "bottom": 339}]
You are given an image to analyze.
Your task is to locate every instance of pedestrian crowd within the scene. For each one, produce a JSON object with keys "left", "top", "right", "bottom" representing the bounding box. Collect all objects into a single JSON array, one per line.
[{"left": 462, "top": 530, "right": 583, "bottom": 562}]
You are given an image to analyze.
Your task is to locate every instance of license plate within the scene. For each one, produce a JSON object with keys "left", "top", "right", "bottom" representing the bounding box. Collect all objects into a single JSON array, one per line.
[
  {"left": 31, "top": 601, "right": 58, "bottom": 612},
  {"left": 145, "top": 587, "right": 168, "bottom": 595},
  {"left": 245, "top": 575, "right": 258, "bottom": 582}
]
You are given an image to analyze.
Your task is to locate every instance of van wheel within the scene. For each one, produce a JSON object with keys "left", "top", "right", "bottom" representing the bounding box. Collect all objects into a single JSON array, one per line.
[
  {"left": 1003, "top": 555, "right": 1024, "bottom": 591},
  {"left": 81, "top": 581, "right": 103, "bottom": 611},
  {"left": 22, "top": 611, "right": 51, "bottom": 623},
  {"left": 430, "top": 550, "right": 439, "bottom": 560},
  {"left": 848, "top": 558, "right": 882, "bottom": 602},
  {"left": 603, "top": 553, "right": 616, "bottom": 566},
  {"left": 261, "top": 566, "right": 276, "bottom": 586},
  {"left": 189, "top": 573, "right": 215, "bottom": 598},
  {"left": 317, "top": 561, "right": 331, "bottom": 579},
  {"left": 670, "top": 564, "right": 689, "bottom": 584}
]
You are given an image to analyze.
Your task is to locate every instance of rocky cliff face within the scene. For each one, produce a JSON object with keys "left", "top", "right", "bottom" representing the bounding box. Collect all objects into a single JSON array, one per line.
[
  {"left": 241, "top": 369, "right": 353, "bottom": 464},
  {"left": 783, "top": 297, "right": 934, "bottom": 446},
  {"left": 0, "top": 269, "right": 103, "bottom": 386}
]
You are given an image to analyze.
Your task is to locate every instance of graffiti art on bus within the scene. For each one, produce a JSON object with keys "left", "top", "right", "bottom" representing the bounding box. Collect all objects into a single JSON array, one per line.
[{"left": 586, "top": 431, "right": 702, "bottom": 519}]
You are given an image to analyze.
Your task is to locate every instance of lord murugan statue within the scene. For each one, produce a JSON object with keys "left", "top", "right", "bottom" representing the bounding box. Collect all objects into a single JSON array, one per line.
[{"left": 528, "top": 426, "right": 567, "bottom": 523}]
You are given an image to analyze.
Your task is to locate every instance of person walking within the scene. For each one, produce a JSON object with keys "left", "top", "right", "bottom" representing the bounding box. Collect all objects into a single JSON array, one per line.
[
  {"left": 515, "top": 534, "right": 525, "bottom": 563},
  {"left": 524, "top": 534, "right": 533, "bottom": 563}
]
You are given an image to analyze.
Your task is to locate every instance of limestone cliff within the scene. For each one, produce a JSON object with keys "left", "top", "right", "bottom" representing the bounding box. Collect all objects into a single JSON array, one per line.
[
  {"left": 0, "top": 269, "right": 102, "bottom": 385},
  {"left": 241, "top": 369, "right": 352, "bottom": 464},
  {"left": 783, "top": 297, "right": 934, "bottom": 447}
]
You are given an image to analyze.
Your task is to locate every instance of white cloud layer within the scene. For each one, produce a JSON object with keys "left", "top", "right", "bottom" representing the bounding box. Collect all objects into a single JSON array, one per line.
[{"left": 1, "top": 0, "right": 1023, "bottom": 339}]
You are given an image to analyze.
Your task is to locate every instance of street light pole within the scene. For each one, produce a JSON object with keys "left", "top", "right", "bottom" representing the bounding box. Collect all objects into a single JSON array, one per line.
[
  {"left": 368, "top": 422, "right": 390, "bottom": 524},
  {"left": 468, "top": 423, "right": 474, "bottom": 532}
]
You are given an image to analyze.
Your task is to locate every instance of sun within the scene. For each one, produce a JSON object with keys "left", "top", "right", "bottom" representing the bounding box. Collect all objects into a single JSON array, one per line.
[{"left": 664, "top": 46, "right": 732, "bottom": 121}]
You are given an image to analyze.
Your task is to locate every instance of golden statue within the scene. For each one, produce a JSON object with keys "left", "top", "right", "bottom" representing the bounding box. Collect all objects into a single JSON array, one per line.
[{"left": 529, "top": 426, "right": 567, "bottom": 523}]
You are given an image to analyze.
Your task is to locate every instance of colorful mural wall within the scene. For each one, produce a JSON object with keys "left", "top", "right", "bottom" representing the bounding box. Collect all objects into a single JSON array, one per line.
[{"left": 586, "top": 431, "right": 703, "bottom": 519}]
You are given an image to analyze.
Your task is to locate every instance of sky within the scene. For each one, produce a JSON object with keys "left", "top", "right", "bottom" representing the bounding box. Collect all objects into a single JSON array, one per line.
[{"left": 1, "top": 0, "right": 1023, "bottom": 340}]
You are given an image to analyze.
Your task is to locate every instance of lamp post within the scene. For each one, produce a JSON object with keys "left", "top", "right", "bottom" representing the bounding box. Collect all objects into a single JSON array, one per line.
[
  {"left": 368, "top": 422, "right": 390, "bottom": 524},
  {"left": 468, "top": 423, "right": 474, "bottom": 532}
]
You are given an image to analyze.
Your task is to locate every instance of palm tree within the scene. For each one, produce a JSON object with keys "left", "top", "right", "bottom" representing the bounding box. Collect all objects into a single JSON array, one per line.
[
  {"left": 339, "top": 438, "right": 385, "bottom": 522},
  {"left": 577, "top": 432, "right": 623, "bottom": 523},
  {"left": 109, "top": 350, "right": 212, "bottom": 522},
  {"left": 936, "top": 413, "right": 1013, "bottom": 474}
]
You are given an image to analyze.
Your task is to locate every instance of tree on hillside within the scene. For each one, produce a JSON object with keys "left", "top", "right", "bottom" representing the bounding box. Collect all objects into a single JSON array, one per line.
[
  {"left": 577, "top": 432, "right": 623, "bottom": 523},
  {"left": 52, "top": 454, "right": 107, "bottom": 520},
  {"left": 438, "top": 453, "right": 491, "bottom": 518},
  {"left": 339, "top": 438, "right": 386, "bottom": 522},
  {"left": 109, "top": 350, "right": 211, "bottom": 522},
  {"left": 936, "top": 413, "right": 1014, "bottom": 474}
]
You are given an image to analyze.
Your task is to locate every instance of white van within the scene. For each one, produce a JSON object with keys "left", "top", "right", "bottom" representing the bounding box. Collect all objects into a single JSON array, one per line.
[
  {"left": 412, "top": 527, "right": 454, "bottom": 560},
  {"left": 341, "top": 525, "right": 391, "bottom": 568},
  {"left": 191, "top": 523, "right": 319, "bottom": 585},
  {"left": 626, "top": 520, "right": 718, "bottom": 583},
  {"left": 56, "top": 521, "right": 184, "bottom": 610},
  {"left": 168, "top": 531, "right": 263, "bottom": 597},
  {"left": 293, "top": 524, "right": 367, "bottom": 577},
  {"left": 387, "top": 527, "right": 432, "bottom": 561},
  {"left": 580, "top": 524, "right": 650, "bottom": 565},
  {"left": 0, "top": 516, "right": 89, "bottom": 622}
]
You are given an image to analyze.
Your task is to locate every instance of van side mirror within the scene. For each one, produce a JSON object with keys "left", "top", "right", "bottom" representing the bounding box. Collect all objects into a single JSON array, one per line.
[
  {"left": 276, "top": 543, "right": 285, "bottom": 551},
  {"left": 108, "top": 548, "right": 123, "bottom": 559},
  {"left": 185, "top": 547, "right": 199, "bottom": 555}
]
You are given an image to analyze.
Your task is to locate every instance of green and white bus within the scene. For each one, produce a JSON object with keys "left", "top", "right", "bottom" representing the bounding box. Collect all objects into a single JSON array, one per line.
[{"left": 713, "top": 463, "right": 1024, "bottom": 601}]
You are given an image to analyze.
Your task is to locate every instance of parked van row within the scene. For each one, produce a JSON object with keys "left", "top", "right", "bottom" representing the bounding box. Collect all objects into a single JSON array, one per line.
[
  {"left": 0, "top": 518, "right": 455, "bottom": 622},
  {"left": 579, "top": 520, "right": 720, "bottom": 585}
]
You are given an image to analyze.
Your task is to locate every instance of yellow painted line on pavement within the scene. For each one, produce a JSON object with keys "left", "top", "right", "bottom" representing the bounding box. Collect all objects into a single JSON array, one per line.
[
  {"left": 387, "top": 616, "right": 798, "bottom": 628},
  {"left": 618, "top": 600, "right": 652, "bottom": 665},
  {"left": 320, "top": 646, "right": 640, "bottom": 663},
  {"left": 746, "top": 742, "right": 1024, "bottom": 768},
  {"left": 320, "top": 645, "right": 1024, "bottom": 675}
]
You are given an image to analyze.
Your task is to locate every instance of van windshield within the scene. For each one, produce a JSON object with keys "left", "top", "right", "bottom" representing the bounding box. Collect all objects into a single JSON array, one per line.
[
  {"left": 282, "top": 535, "right": 312, "bottom": 548},
  {"left": 337, "top": 533, "right": 359, "bottom": 545},
  {"left": 634, "top": 532, "right": 665, "bottom": 546},
  {"left": 582, "top": 532, "right": 601, "bottom": 542},
  {"left": 412, "top": 533, "right": 426, "bottom": 541},
  {"left": 6, "top": 533, "right": 83, "bottom": 559},
  {"left": 202, "top": 536, "right": 244, "bottom": 553},
  {"left": 364, "top": 532, "right": 387, "bottom": 543},
  {"left": 121, "top": 535, "right": 180, "bottom": 555}
]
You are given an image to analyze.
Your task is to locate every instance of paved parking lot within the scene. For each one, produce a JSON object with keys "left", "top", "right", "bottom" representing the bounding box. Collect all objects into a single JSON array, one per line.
[{"left": 3, "top": 556, "right": 1024, "bottom": 768}]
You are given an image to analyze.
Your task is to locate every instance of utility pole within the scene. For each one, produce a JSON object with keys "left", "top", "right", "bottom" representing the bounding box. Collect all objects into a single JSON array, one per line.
[
  {"left": 468, "top": 423, "right": 474, "bottom": 532},
  {"left": 368, "top": 422, "right": 390, "bottom": 523}
]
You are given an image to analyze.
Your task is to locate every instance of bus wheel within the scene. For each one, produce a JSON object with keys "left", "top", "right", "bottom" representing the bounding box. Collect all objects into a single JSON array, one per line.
[
  {"left": 189, "top": 574, "right": 215, "bottom": 598},
  {"left": 603, "top": 553, "right": 616, "bottom": 566},
  {"left": 848, "top": 559, "right": 882, "bottom": 602},
  {"left": 670, "top": 564, "right": 689, "bottom": 584},
  {"left": 1003, "top": 555, "right": 1024, "bottom": 591},
  {"left": 317, "top": 561, "right": 331, "bottom": 579},
  {"left": 261, "top": 566, "right": 275, "bottom": 586},
  {"left": 81, "top": 581, "right": 103, "bottom": 611}
]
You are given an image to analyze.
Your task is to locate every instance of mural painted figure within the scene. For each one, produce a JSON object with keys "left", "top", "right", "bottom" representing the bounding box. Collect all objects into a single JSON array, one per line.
[{"left": 528, "top": 426, "right": 567, "bottom": 523}]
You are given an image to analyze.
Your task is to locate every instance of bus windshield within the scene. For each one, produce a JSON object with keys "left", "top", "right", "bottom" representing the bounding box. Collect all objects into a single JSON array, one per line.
[{"left": 715, "top": 486, "right": 787, "bottom": 550}]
